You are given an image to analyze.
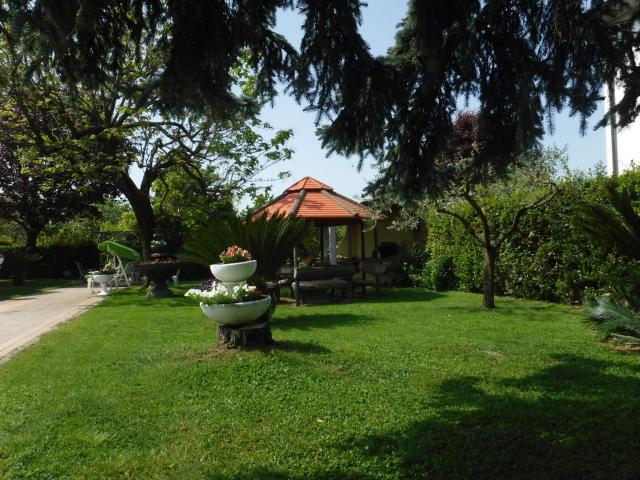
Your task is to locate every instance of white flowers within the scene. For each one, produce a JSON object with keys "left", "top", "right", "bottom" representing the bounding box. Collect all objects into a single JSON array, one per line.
[{"left": 184, "top": 282, "right": 258, "bottom": 305}]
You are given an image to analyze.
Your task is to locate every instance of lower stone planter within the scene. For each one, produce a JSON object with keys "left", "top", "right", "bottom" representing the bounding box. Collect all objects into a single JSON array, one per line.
[
  {"left": 91, "top": 274, "right": 114, "bottom": 296},
  {"left": 199, "top": 296, "right": 271, "bottom": 326}
]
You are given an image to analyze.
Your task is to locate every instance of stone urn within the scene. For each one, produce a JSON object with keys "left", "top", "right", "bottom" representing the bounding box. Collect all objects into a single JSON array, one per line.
[
  {"left": 200, "top": 296, "right": 271, "bottom": 326},
  {"left": 92, "top": 274, "right": 114, "bottom": 296},
  {"left": 210, "top": 260, "right": 257, "bottom": 282}
]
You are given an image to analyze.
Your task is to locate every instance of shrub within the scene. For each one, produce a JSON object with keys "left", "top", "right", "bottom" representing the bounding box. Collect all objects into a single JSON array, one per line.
[
  {"left": 0, "top": 243, "right": 99, "bottom": 279},
  {"left": 179, "top": 212, "right": 312, "bottom": 285},
  {"left": 394, "top": 242, "right": 430, "bottom": 287},
  {"left": 422, "top": 167, "right": 640, "bottom": 303},
  {"left": 427, "top": 255, "right": 457, "bottom": 291}
]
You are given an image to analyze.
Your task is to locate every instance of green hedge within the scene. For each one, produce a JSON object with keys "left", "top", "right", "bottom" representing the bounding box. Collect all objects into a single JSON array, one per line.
[
  {"left": 422, "top": 168, "right": 640, "bottom": 303},
  {"left": 0, "top": 244, "right": 99, "bottom": 279}
]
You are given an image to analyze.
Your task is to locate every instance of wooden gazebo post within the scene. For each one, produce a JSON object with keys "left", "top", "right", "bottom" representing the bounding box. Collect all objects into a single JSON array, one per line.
[
  {"left": 360, "top": 221, "right": 366, "bottom": 279},
  {"left": 373, "top": 225, "right": 380, "bottom": 259}
]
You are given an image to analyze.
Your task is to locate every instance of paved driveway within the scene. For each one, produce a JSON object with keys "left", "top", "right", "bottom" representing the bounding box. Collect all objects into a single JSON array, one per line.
[{"left": 0, "top": 286, "right": 102, "bottom": 362}]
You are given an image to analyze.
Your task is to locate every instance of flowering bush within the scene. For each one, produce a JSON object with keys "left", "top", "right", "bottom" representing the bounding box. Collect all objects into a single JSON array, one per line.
[
  {"left": 219, "top": 245, "right": 252, "bottom": 264},
  {"left": 184, "top": 281, "right": 262, "bottom": 305}
]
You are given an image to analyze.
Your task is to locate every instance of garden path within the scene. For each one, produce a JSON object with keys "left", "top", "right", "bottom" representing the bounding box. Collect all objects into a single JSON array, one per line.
[{"left": 0, "top": 286, "right": 102, "bottom": 362}]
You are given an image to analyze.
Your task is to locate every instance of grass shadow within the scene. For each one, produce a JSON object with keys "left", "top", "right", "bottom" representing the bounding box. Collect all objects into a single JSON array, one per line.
[
  {"left": 343, "top": 354, "right": 640, "bottom": 479},
  {"left": 211, "top": 467, "right": 373, "bottom": 479},
  {"left": 441, "top": 301, "right": 579, "bottom": 321},
  {"left": 188, "top": 339, "right": 331, "bottom": 362},
  {"left": 271, "top": 339, "right": 331, "bottom": 354},
  {"left": 0, "top": 280, "right": 80, "bottom": 301},
  {"left": 279, "top": 288, "right": 447, "bottom": 306},
  {"left": 93, "top": 289, "right": 196, "bottom": 308},
  {"left": 364, "top": 289, "right": 447, "bottom": 303},
  {"left": 271, "top": 313, "right": 373, "bottom": 331}
]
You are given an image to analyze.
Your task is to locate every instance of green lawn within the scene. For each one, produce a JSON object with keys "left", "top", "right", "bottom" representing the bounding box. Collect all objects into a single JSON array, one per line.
[
  {"left": 0, "top": 278, "right": 79, "bottom": 300},
  {"left": 1, "top": 288, "right": 639, "bottom": 479}
]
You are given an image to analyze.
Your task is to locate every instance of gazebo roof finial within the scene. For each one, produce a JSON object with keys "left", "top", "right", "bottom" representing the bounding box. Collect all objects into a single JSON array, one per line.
[{"left": 285, "top": 176, "right": 333, "bottom": 192}]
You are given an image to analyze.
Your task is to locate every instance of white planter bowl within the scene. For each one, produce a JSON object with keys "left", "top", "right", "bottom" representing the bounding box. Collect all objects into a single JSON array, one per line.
[
  {"left": 200, "top": 296, "right": 271, "bottom": 326},
  {"left": 92, "top": 274, "right": 114, "bottom": 284},
  {"left": 91, "top": 274, "right": 114, "bottom": 296},
  {"left": 210, "top": 260, "right": 257, "bottom": 282}
]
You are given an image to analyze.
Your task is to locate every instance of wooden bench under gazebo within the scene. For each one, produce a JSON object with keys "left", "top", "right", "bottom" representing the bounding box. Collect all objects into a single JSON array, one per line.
[{"left": 252, "top": 176, "right": 386, "bottom": 304}]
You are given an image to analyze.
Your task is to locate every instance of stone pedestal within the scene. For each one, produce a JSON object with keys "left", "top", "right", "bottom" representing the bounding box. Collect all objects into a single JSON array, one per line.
[{"left": 217, "top": 322, "right": 273, "bottom": 348}]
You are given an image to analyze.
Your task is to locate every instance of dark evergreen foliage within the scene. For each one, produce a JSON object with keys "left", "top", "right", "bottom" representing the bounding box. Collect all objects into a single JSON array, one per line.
[
  {"left": 3, "top": 0, "right": 639, "bottom": 196},
  {"left": 322, "top": 0, "right": 640, "bottom": 198}
]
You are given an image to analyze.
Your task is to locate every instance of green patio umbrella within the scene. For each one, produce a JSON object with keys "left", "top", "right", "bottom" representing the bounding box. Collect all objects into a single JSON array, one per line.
[{"left": 97, "top": 241, "right": 141, "bottom": 261}]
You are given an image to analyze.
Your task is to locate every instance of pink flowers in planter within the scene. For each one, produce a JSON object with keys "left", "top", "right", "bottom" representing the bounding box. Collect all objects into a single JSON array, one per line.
[{"left": 219, "top": 245, "right": 252, "bottom": 264}]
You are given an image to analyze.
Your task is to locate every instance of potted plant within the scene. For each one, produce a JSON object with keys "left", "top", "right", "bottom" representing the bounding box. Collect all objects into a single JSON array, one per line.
[
  {"left": 92, "top": 266, "right": 117, "bottom": 296},
  {"left": 184, "top": 281, "right": 271, "bottom": 326},
  {"left": 210, "top": 245, "right": 256, "bottom": 282}
]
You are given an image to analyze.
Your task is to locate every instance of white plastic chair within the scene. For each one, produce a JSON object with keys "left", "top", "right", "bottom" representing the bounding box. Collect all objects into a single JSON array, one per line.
[{"left": 171, "top": 269, "right": 181, "bottom": 286}]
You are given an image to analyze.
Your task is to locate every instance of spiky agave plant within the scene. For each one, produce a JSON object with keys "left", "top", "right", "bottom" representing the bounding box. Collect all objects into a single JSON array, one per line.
[
  {"left": 577, "top": 181, "right": 640, "bottom": 342},
  {"left": 178, "top": 212, "right": 312, "bottom": 287}
]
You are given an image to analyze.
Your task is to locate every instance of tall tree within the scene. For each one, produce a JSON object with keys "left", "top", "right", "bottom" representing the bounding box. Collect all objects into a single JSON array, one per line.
[
  {"left": 120, "top": 116, "right": 292, "bottom": 257},
  {"left": 0, "top": 25, "right": 293, "bottom": 258},
  {"left": 368, "top": 113, "right": 560, "bottom": 308}
]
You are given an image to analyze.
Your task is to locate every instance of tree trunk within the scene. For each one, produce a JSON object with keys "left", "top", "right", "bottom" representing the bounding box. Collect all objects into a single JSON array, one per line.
[
  {"left": 13, "top": 227, "right": 41, "bottom": 285},
  {"left": 217, "top": 322, "right": 273, "bottom": 348},
  {"left": 483, "top": 245, "right": 497, "bottom": 309},
  {"left": 25, "top": 227, "right": 40, "bottom": 251},
  {"left": 116, "top": 175, "right": 155, "bottom": 259}
]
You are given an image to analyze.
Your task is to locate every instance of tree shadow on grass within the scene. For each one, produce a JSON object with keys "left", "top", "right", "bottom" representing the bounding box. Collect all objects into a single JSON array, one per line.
[
  {"left": 342, "top": 354, "right": 640, "bottom": 479},
  {"left": 188, "top": 339, "right": 331, "bottom": 361},
  {"left": 271, "top": 313, "right": 374, "bottom": 331},
  {"left": 354, "top": 289, "right": 447, "bottom": 304},
  {"left": 441, "top": 302, "right": 579, "bottom": 321},
  {"left": 210, "top": 467, "right": 373, "bottom": 480},
  {"left": 271, "top": 339, "right": 331, "bottom": 354},
  {"left": 93, "top": 292, "right": 196, "bottom": 308},
  {"left": 280, "top": 289, "right": 447, "bottom": 306}
]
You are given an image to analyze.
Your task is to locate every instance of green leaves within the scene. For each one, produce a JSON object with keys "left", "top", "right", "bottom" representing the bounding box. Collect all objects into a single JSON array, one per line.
[
  {"left": 178, "top": 212, "right": 312, "bottom": 284},
  {"left": 588, "top": 296, "right": 640, "bottom": 341},
  {"left": 576, "top": 183, "right": 640, "bottom": 262}
]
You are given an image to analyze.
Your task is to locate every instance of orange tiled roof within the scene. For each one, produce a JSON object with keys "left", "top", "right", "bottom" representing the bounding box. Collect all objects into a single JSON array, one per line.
[{"left": 252, "top": 176, "right": 370, "bottom": 224}]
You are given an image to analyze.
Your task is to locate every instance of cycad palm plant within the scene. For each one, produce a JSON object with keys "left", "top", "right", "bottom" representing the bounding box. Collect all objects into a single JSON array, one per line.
[
  {"left": 589, "top": 296, "right": 640, "bottom": 342},
  {"left": 178, "top": 212, "right": 312, "bottom": 287},
  {"left": 577, "top": 183, "right": 640, "bottom": 261},
  {"left": 576, "top": 182, "right": 640, "bottom": 340}
]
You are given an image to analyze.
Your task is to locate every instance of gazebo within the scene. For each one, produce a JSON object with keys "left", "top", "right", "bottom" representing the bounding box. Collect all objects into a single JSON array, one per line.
[{"left": 252, "top": 176, "right": 379, "bottom": 264}]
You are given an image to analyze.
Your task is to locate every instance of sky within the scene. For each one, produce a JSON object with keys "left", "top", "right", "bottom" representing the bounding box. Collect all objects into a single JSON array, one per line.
[{"left": 254, "top": 1, "right": 608, "bottom": 204}]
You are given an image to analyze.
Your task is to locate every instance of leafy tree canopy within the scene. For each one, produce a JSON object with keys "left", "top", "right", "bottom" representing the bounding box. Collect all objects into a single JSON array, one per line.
[{"left": 0, "top": 99, "right": 113, "bottom": 248}]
